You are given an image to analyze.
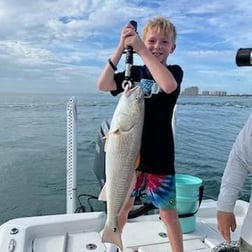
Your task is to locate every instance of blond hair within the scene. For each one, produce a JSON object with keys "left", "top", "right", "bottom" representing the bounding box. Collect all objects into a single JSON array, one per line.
[{"left": 142, "top": 17, "right": 177, "bottom": 45}]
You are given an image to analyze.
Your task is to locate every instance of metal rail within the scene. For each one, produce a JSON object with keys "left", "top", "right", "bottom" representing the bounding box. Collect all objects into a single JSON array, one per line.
[{"left": 66, "top": 97, "right": 77, "bottom": 214}]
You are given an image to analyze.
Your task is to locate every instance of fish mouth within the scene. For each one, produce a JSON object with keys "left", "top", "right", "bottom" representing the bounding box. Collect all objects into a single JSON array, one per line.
[
  {"left": 124, "top": 86, "right": 137, "bottom": 96},
  {"left": 124, "top": 86, "right": 144, "bottom": 100}
]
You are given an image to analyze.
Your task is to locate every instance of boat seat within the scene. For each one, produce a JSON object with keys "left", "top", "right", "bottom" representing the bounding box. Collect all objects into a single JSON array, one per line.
[
  {"left": 122, "top": 216, "right": 229, "bottom": 251},
  {"left": 122, "top": 220, "right": 168, "bottom": 250},
  {"left": 138, "top": 238, "right": 211, "bottom": 252},
  {"left": 34, "top": 231, "right": 106, "bottom": 252},
  {"left": 122, "top": 219, "right": 208, "bottom": 251}
]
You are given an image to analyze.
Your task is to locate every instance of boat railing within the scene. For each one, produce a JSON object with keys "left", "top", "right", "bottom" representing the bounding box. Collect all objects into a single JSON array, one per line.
[{"left": 66, "top": 97, "right": 78, "bottom": 213}]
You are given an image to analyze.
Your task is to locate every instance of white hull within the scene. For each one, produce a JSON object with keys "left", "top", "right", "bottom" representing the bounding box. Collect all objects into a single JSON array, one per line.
[{"left": 0, "top": 199, "right": 248, "bottom": 252}]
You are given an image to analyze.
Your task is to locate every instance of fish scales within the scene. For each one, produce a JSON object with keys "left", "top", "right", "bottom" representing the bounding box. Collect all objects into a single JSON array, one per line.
[{"left": 99, "top": 86, "right": 145, "bottom": 250}]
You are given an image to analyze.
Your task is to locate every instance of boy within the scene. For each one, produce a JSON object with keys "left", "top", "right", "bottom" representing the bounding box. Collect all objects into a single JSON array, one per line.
[{"left": 97, "top": 16, "right": 184, "bottom": 252}]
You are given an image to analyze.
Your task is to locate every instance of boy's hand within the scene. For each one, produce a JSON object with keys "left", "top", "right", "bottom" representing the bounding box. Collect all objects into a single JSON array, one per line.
[
  {"left": 125, "top": 32, "right": 144, "bottom": 53},
  {"left": 118, "top": 23, "right": 143, "bottom": 53},
  {"left": 119, "top": 24, "right": 135, "bottom": 48}
]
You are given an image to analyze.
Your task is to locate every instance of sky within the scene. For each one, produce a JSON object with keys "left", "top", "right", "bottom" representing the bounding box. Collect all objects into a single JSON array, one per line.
[{"left": 1, "top": 0, "right": 252, "bottom": 95}]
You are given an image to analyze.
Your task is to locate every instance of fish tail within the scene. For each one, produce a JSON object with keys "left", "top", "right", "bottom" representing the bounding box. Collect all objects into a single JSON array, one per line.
[{"left": 102, "top": 226, "right": 123, "bottom": 251}]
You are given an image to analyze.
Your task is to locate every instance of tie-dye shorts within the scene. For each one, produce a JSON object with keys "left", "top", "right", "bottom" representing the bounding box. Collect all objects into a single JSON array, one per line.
[{"left": 131, "top": 172, "right": 176, "bottom": 210}]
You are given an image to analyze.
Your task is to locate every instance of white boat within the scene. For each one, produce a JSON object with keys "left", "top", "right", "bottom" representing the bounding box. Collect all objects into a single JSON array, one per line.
[
  {"left": 0, "top": 97, "right": 248, "bottom": 252},
  {"left": 0, "top": 199, "right": 248, "bottom": 252}
]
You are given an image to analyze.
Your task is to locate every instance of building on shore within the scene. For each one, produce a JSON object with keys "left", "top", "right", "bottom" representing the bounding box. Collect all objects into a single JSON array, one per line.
[
  {"left": 209, "top": 91, "right": 227, "bottom": 96},
  {"left": 181, "top": 86, "right": 199, "bottom": 96},
  {"left": 181, "top": 86, "right": 227, "bottom": 96},
  {"left": 201, "top": 91, "right": 210, "bottom": 96}
]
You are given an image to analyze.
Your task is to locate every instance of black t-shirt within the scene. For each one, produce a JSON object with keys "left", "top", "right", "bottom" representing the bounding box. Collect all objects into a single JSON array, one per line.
[{"left": 111, "top": 65, "right": 183, "bottom": 175}]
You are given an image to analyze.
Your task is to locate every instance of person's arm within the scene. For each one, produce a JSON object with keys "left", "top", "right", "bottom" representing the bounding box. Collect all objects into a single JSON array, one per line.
[
  {"left": 137, "top": 45, "right": 177, "bottom": 94},
  {"left": 97, "top": 45, "right": 123, "bottom": 92},
  {"left": 217, "top": 114, "right": 252, "bottom": 241}
]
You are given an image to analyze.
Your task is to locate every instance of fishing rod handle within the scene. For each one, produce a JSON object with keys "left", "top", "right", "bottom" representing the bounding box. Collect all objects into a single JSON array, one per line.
[
  {"left": 125, "top": 20, "right": 137, "bottom": 61},
  {"left": 123, "top": 20, "right": 138, "bottom": 89}
]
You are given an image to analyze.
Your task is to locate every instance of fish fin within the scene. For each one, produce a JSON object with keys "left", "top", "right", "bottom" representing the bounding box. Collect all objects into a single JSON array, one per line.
[
  {"left": 104, "top": 138, "right": 108, "bottom": 152},
  {"left": 98, "top": 183, "right": 107, "bottom": 201},
  {"left": 102, "top": 226, "right": 123, "bottom": 251},
  {"left": 111, "top": 128, "right": 120, "bottom": 135},
  {"left": 104, "top": 128, "right": 120, "bottom": 139},
  {"left": 104, "top": 127, "right": 120, "bottom": 137},
  {"left": 103, "top": 129, "right": 120, "bottom": 152},
  {"left": 134, "top": 153, "right": 140, "bottom": 169}
]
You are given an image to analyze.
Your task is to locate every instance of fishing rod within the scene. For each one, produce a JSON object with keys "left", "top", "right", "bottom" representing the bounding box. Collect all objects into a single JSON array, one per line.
[
  {"left": 236, "top": 48, "right": 252, "bottom": 66},
  {"left": 122, "top": 20, "right": 137, "bottom": 89}
]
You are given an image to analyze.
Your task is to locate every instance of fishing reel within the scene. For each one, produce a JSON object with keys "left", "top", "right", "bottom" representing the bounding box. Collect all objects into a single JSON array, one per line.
[
  {"left": 122, "top": 20, "right": 138, "bottom": 90},
  {"left": 236, "top": 48, "right": 252, "bottom": 66}
]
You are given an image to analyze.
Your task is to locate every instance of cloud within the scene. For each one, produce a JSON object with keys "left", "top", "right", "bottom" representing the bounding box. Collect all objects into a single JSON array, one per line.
[{"left": 0, "top": 0, "right": 252, "bottom": 94}]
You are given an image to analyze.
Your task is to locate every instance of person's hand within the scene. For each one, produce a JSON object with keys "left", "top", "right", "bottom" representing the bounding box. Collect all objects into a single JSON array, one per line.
[
  {"left": 124, "top": 31, "right": 144, "bottom": 53},
  {"left": 118, "top": 23, "right": 144, "bottom": 53},
  {"left": 118, "top": 23, "right": 136, "bottom": 50},
  {"left": 217, "top": 210, "right": 237, "bottom": 241}
]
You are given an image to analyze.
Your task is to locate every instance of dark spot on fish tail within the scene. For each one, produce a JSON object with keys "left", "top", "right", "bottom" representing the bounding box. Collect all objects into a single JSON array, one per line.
[{"left": 113, "top": 227, "right": 117, "bottom": 232}]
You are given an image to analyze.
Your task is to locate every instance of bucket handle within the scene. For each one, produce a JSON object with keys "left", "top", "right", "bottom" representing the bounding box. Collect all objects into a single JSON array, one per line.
[{"left": 178, "top": 185, "right": 204, "bottom": 218}]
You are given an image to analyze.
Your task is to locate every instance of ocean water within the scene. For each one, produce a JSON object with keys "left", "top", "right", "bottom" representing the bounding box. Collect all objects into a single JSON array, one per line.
[{"left": 0, "top": 93, "right": 251, "bottom": 225}]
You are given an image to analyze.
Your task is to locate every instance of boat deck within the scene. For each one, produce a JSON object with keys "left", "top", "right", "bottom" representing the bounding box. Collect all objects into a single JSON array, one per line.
[{"left": 0, "top": 200, "right": 248, "bottom": 252}]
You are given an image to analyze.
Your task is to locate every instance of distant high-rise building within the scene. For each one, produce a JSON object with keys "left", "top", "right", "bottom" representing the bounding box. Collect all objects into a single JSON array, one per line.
[
  {"left": 210, "top": 91, "right": 227, "bottom": 96},
  {"left": 182, "top": 86, "right": 199, "bottom": 96},
  {"left": 202, "top": 91, "right": 210, "bottom": 96}
]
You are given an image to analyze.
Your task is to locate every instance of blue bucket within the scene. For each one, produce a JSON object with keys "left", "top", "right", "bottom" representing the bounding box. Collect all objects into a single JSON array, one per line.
[{"left": 175, "top": 174, "right": 203, "bottom": 233}]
